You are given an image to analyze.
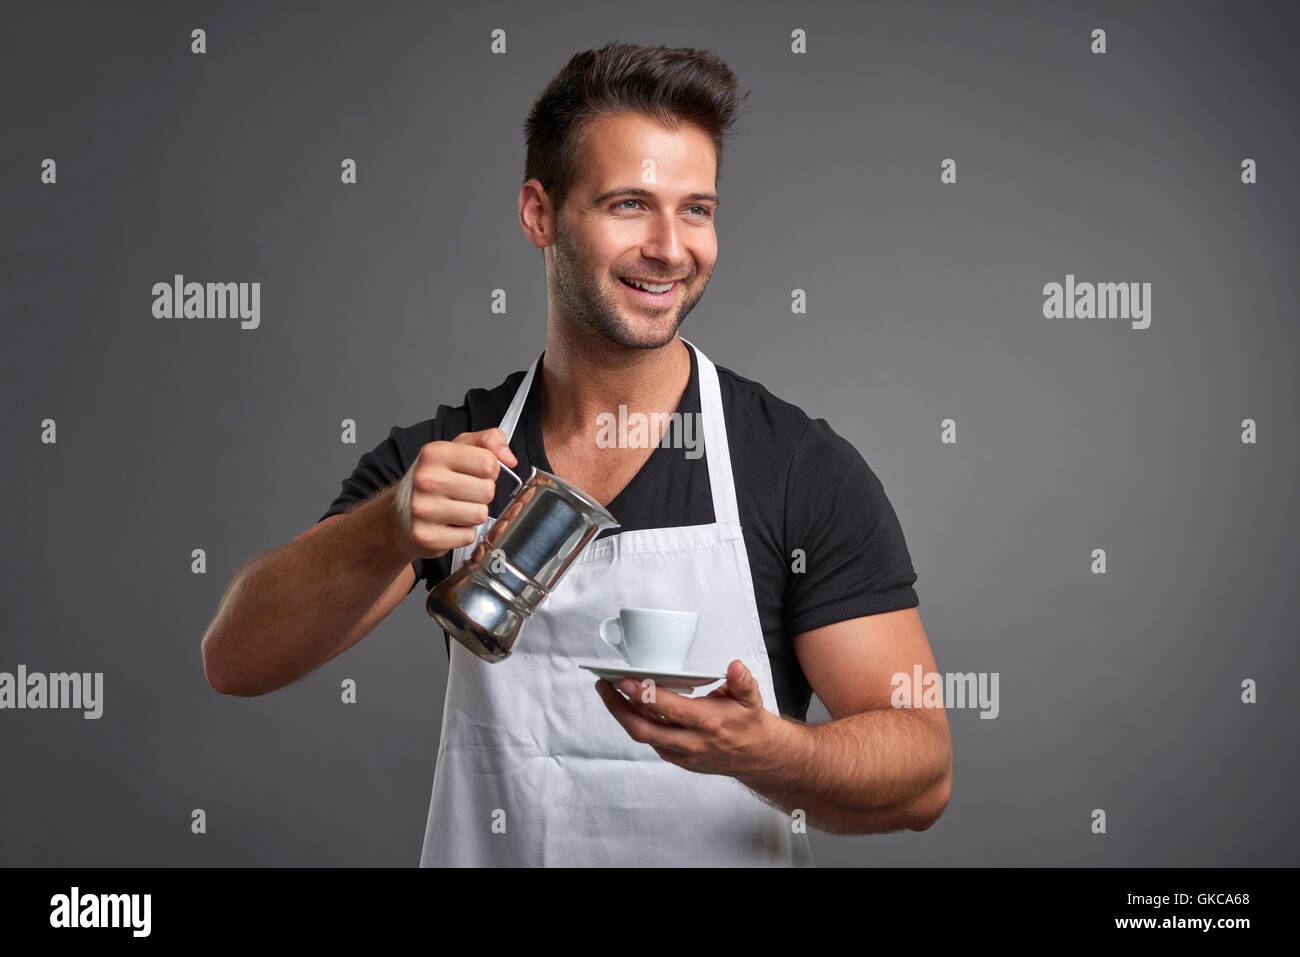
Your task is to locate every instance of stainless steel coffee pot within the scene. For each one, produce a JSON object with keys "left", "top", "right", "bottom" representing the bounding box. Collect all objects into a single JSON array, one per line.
[{"left": 426, "top": 460, "right": 619, "bottom": 662}]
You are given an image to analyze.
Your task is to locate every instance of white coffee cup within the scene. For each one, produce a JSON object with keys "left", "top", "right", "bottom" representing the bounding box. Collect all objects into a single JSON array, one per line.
[{"left": 598, "top": 607, "right": 698, "bottom": 671}]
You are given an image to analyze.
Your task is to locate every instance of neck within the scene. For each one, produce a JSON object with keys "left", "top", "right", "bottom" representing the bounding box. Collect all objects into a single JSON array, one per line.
[{"left": 539, "top": 324, "right": 691, "bottom": 451}]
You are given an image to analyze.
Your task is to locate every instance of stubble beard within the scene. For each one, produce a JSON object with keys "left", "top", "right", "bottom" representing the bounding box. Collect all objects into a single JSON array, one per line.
[{"left": 552, "top": 218, "right": 704, "bottom": 351}]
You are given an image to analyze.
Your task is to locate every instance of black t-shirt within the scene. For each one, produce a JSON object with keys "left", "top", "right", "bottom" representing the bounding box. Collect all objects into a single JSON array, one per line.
[{"left": 319, "top": 342, "right": 919, "bottom": 721}]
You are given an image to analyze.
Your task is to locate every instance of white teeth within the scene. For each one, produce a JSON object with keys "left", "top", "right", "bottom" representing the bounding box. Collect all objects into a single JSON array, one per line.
[{"left": 625, "top": 278, "right": 674, "bottom": 294}]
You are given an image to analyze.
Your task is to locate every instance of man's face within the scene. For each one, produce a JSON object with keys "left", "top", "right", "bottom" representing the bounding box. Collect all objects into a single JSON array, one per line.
[{"left": 548, "top": 111, "right": 719, "bottom": 350}]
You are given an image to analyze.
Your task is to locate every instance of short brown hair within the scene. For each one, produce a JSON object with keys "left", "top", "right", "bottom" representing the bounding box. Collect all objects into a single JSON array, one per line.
[{"left": 523, "top": 41, "right": 750, "bottom": 219}]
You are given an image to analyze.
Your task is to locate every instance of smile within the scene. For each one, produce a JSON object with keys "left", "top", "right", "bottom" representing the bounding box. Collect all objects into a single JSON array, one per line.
[{"left": 619, "top": 277, "right": 679, "bottom": 300}]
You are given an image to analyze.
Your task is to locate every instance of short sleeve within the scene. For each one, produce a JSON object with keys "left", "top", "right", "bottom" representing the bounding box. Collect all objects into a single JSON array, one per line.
[
  {"left": 782, "top": 418, "right": 919, "bottom": 636},
  {"left": 318, "top": 422, "right": 440, "bottom": 594}
]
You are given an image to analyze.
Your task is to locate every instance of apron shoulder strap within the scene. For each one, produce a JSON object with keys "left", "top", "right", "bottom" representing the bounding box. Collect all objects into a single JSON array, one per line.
[{"left": 680, "top": 338, "right": 739, "bottom": 527}]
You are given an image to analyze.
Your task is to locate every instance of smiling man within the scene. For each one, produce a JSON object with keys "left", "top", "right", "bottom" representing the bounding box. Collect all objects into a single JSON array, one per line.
[{"left": 200, "top": 41, "right": 951, "bottom": 867}]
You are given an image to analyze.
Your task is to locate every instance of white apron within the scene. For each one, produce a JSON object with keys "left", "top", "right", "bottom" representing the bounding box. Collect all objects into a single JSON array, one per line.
[{"left": 420, "top": 338, "right": 815, "bottom": 867}]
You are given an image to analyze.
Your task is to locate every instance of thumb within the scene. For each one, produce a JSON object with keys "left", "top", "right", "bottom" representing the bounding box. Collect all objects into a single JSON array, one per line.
[
  {"left": 727, "top": 660, "right": 761, "bottom": 705},
  {"left": 456, "top": 427, "right": 518, "bottom": 469}
]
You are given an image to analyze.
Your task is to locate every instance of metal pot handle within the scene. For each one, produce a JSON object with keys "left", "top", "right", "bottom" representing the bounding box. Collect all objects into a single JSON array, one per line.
[
  {"left": 465, "top": 457, "right": 525, "bottom": 560},
  {"left": 496, "top": 457, "right": 524, "bottom": 492}
]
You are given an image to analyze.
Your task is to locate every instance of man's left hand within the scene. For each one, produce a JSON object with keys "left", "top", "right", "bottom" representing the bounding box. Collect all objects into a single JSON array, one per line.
[{"left": 594, "top": 659, "right": 787, "bottom": 779}]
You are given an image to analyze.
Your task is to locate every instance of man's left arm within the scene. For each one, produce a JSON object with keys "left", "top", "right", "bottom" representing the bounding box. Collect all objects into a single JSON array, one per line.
[
  {"left": 596, "top": 606, "right": 952, "bottom": 835},
  {"left": 740, "top": 607, "right": 952, "bottom": 833}
]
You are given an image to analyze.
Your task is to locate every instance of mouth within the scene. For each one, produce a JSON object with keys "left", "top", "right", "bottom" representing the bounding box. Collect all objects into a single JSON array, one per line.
[{"left": 619, "top": 276, "right": 680, "bottom": 305}]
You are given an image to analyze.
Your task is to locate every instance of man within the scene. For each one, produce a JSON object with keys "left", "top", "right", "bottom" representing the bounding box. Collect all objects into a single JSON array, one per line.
[{"left": 201, "top": 41, "right": 951, "bottom": 867}]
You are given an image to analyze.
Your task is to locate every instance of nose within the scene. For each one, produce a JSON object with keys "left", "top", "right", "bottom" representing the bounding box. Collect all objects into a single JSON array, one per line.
[{"left": 639, "top": 214, "right": 689, "bottom": 273}]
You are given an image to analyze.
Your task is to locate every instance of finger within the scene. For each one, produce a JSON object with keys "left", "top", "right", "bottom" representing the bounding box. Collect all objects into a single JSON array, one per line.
[
  {"left": 619, "top": 679, "right": 702, "bottom": 729},
  {"left": 412, "top": 495, "right": 492, "bottom": 528},
  {"left": 596, "top": 680, "right": 703, "bottom": 751},
  {"left": 411, "top": 466, "right": 498, "bottom": 512},
  {"left": 652, "top": 745, "right": 691, "bottom": 763}
]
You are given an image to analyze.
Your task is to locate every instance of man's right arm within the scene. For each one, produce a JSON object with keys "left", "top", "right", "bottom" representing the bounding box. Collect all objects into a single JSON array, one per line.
[
  {"left": 200, "top": 485, "right": 416, "bottom": 697},
  {"left": 200, "top": 427, "right": 518, "bottom": 697}
]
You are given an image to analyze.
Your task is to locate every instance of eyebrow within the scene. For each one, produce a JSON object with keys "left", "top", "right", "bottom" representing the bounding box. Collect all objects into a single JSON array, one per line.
[{"left": 592, "top": 186, "right": 720, "bottom": 208}]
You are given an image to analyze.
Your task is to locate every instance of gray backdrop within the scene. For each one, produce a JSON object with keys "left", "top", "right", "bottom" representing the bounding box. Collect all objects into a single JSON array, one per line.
[{"left": 2, "top": 0, "right": 1296, "bottom": 866}]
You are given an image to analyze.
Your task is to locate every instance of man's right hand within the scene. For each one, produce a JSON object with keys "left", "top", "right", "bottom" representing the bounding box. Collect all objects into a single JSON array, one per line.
[{"left": 391, "top": 428, "right": 519, "bottom": 560}]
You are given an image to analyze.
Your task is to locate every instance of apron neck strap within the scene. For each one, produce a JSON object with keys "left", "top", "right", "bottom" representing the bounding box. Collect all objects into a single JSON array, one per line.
[
  {"left": 498, "top": 354, "right": 540, "bottom": 442},
  {"left": 497, "top": 337, "right": 738, "bottom": 527},
  {"left": 680, "top": 337, "right": 738, "bottom": 526}
]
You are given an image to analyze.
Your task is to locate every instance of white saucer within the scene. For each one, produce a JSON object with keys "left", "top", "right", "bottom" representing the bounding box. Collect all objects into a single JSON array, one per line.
[{"left": 579, "top": 663, "right": 726, "bottom": 692}]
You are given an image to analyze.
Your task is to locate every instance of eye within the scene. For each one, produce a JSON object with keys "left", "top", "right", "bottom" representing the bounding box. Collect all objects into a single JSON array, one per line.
[{"left": 613, "top": 199, "right": 713, "bottom": 218}]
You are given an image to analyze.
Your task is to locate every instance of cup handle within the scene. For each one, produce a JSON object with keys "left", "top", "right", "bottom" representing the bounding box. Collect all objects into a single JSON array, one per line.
[{"left": 599, "top": 617, "right": 631, "bottom": 663}]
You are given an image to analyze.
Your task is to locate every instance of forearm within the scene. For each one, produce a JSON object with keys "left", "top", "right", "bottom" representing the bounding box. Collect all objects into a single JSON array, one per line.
[
  {"left": 201, "top": 487, "right": 412, "bottom": 696},
  {"left": 737, "top": 707, "right": 952, "bottom": 835}
]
